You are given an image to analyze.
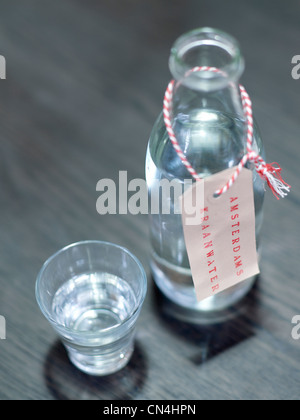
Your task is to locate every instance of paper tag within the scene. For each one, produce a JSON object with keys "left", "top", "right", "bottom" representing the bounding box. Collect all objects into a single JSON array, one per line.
[{"left": 180, "top": 166, "right": 260, "bottom": 302}]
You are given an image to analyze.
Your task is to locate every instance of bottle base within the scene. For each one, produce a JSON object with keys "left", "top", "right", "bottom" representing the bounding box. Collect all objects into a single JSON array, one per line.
[{"left": 151, "top": 253, "right": 257, "bottom": 313}]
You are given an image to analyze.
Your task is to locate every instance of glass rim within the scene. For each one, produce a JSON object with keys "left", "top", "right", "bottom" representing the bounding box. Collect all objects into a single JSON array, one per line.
[{"left": 35, "top": 240, "right": 147, "bottom": 338}]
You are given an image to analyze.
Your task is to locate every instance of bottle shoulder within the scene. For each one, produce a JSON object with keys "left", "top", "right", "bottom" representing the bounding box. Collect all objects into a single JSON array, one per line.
[{"left": 147, "top": 110, "right": 264, "bottom": 180}]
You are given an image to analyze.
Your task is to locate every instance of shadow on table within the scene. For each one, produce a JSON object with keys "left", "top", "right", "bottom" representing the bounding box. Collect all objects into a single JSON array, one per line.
[
  {"left": 43, "top": 339, "right": 148, "bottom": 400},
  {"left": 153, "top": 276, "right": 262, "bottom": 365}
]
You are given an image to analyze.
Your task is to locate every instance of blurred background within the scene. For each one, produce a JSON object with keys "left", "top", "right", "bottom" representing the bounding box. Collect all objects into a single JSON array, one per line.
[{"left": 0, "top": 0, "right": 299, "bottom": 400}]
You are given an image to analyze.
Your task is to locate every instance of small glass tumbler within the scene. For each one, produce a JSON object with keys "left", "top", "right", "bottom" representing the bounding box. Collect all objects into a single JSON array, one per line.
[{"left": 35, "top": 241, "right": 147, "bottom": 376}]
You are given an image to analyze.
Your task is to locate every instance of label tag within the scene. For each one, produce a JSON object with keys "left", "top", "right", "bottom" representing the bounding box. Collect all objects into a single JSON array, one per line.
[{"left": 180, "top": 166, "right": 260, "bottom": 302}]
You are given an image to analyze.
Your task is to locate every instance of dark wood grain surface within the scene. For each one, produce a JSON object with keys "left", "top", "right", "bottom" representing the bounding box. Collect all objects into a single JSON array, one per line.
[{"left": 0, "top": 0, "right": 299, "bottom": 400}]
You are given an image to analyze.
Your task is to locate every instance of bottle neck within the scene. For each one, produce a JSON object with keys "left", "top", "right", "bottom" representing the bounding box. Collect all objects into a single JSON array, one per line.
[
  {"left": 169, "top": 28, "right": 245, "bottom": 119},
  {"left": 164, "top": 28, "right": 248, "bottom": 177},
  {"left": 171, "top": 82, "right": 244, "bottom": 122}
]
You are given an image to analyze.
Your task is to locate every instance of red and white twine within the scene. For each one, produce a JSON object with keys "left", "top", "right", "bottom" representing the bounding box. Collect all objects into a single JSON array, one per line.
[{"left": 163, "top": 66, "right": 291, "bottom": 199}]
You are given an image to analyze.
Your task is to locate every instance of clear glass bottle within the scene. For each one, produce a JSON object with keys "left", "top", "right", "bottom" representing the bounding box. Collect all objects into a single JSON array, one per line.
[{"left": 146, "top": 28, "right": 265, "bottom": 312}]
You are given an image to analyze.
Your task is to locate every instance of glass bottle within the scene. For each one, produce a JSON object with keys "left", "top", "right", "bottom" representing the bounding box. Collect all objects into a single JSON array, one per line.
[{"left": 145, "top": 28, "right": 265, "bottom": 312}]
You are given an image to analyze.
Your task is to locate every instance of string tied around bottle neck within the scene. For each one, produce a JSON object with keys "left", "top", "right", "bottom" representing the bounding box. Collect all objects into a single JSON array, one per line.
[{"left": 163, "top": 66, "right": 291, "bottom": 199}]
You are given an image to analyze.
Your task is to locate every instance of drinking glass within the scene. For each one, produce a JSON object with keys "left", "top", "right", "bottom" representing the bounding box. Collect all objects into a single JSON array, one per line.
[{"left": 35, "top": 241, "right": 147, "bottom": 376}]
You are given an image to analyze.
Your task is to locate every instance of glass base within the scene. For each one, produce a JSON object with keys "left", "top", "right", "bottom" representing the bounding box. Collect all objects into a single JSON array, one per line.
[
  {"left": 65, "top": 343, "right": 134, "bottom": 376},
  {"left": 151, "top": 253, "right": 256, "bottom": 313}
]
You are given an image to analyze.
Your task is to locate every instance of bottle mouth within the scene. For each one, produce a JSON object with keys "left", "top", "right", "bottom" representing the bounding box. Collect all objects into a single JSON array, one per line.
[{"left": 169, "top": 28, "right": 244, "bottom": 91}]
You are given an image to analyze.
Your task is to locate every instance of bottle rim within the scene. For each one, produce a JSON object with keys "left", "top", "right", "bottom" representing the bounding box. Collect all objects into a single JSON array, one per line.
[{"left": 169, "top": 27, "right": 245, "bottom": 91}]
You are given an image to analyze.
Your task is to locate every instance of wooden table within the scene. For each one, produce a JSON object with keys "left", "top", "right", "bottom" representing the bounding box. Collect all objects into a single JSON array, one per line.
[{"left": 0, "top": 0, "right": 299, "bottom": 400}]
